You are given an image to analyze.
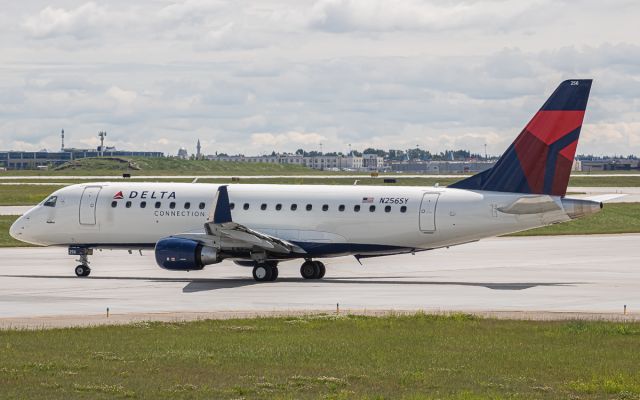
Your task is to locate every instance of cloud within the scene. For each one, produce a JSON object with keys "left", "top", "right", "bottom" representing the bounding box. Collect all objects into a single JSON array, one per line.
[
  {"left": 3, "top": 1, "right": 640, "bottom": 157},
  {"left": 307, "top": 0, "right": 543, "bottom": 32},
  {"left": 251, "top": 131, "right": 328, "bottom": 149},
  {"left": 22, "top": 2, "right": 112, "bottom": 39}
]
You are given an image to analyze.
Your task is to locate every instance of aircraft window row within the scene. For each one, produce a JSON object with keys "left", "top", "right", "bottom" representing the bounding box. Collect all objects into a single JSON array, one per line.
[
  {"left": 227, "top": 202, "right": 408, "bottom": 213},
  {"left": 111, "top": 201, "right": 207, "bottom": 210}
]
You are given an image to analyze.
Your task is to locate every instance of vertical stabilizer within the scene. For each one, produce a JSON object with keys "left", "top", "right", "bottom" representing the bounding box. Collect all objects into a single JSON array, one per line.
[{"left": 450, "top": 79, "right": 592, "bottom": 196}]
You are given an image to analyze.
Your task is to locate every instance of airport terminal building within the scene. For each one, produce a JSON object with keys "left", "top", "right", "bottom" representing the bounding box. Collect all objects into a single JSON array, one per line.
[{"left": 0, "top": 150, "right": 164, "bottom": 170}]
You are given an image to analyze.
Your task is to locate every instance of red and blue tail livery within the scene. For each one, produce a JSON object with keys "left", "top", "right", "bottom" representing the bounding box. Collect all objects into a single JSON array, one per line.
[{"left": 451, "top": 79, "right": 592, "bottom": 196}]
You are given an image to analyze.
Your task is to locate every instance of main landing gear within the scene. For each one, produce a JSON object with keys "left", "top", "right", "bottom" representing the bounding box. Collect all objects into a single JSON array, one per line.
[
  {"left": 69, "top": 246, "right": 92, "bottom": 277},
  {"left": 252, "top": 261, "right": 279, "bottom": 282},
  {"left": 300, "top": 260, "right": 325, "bottom": 280},
  {"left": 250, "top": 259, "right": 327, "bottom": 282}
]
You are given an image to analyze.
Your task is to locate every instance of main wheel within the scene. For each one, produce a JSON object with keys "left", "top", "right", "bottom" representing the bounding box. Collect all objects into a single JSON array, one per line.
[
  {"left": 75, "top": 265, "right": 90, "bottom": 277},
  {"left": 315, "top": 261, "right": 326, "bottom": 279},
  {"left": 269, "top": 266, "right": 279, "bottom": 281},
  {"left": 300, "top": 260, "right": 319, "bottom": 279},
  {"left": 252, "top": 264, "right": 273, "bottom": 282}
]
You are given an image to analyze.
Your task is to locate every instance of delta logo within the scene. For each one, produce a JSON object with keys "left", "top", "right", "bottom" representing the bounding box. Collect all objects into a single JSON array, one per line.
[{"left": 112, "top": 190, "right": 176, "bottom": 200}]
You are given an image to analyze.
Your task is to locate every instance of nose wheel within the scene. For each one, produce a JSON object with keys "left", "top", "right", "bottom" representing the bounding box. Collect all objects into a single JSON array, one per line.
[
  {"left": 300, "top": 260, "right": 325, "bottom": 279},
  {"left": 75, "top": 264, "right": 91, "bottom": 277}
]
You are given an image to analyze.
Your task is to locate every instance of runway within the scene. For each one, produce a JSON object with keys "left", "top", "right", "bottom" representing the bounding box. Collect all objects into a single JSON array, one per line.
[{"left": 1, "top": 234, "right": 639, "bottom": 328}]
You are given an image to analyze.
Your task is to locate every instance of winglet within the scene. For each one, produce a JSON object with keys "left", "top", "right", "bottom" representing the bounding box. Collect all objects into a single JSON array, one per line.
[{"left": 210, "top": 185, "right": 232, "bottom": 224}]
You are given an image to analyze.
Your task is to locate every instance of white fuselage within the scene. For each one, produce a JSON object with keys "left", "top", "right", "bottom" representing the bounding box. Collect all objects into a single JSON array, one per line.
[{"left": 11, "top": 182, "right": 571, "bottom": 258}]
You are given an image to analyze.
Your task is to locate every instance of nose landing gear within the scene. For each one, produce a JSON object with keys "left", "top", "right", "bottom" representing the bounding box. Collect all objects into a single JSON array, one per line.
[{"left": 69, "top": 246, "right": 92, "bottom": 277}]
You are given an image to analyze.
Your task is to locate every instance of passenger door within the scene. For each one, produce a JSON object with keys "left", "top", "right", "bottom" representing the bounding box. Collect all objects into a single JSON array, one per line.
[
  {"left": 79, "top": 186, "right": 101, "bottom": 225},
  {"left": 419, "top": 193, "right": 439, "bottom": 232}
]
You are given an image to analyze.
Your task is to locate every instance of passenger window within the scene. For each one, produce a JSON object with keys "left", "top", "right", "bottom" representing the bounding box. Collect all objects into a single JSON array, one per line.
[
  {"left": 276, "top": 204, "right": 282, "bottom": 211},
  {"left": 140, "top": 201, "right": 146, "bottom": 209},
  {"left": 155, "top": 201, "right": 161, "bottom": 209},
  {"left": 169, "top": 202, "right": 176, "bottom": 209},
  {"left": 230, "top": 203, "right": 235, "bottom": 210},
  {"left": 111, "top": 201, "right": 117, "bottom": 208},
  {"left": 126, "top": 201, "right": 132, "bottom": 208},
  {"left": 338, "top": 205, "right": 345, "bottom": 212},
  {"left": 291, "top": 204, "right": 298, "bottom": 211},
  {"left": 322, "top": 204, "right": 329, "bottom": 211},
  {"left": 354, "top": 205, "right": 360, "bottom": 212},
  {"left": 43, "top": 196, "right": 57, "bottom": 207},
  {"left": 400, "top": 206, "right": 407, "bottom": 213},
  {"left": 199, "top": 202, "right": 205, "bottom": 210},
  {"left": 184, "top": 202, "right": 191, "bottom": 210},
  {"left": 306, "top": 204, "right": 312, "bottom": 211},
  {"left": 385, "top": 205, "right": 391, "bottom": 213},
  {"left": 243, "top": 203, "right": 250, "bottom": 210},
  {"left": 369, "top": 205, "right": 376, "bottom": 212},
  {"left": 261, "top": 204, "right": 267, "bottom": 210}
]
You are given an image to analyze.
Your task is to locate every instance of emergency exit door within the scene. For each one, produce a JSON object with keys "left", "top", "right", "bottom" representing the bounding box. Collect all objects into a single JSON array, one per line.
[
  {"left": 79, "top": 186, "right": 101, "bottom": 225},
  {"left": 419, "top": 193, "right": 439, "bottom": 232}
]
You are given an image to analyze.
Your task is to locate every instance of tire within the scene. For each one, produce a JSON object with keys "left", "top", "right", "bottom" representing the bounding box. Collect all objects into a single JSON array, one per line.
[
  {"left": 300, "top": 261, "right": 317, "bottom": 279},
  {"left": 252, "top": 264, "right": 272, "bottom": 282},
  {"left": 75, "top": 265, "right": 90, "bottom": 277},
  {"left": 315, "top": 261, "right": 326, "bottom": 279},
  {"left": 269, "top": 266, "right": 279, "bottom": 281}
]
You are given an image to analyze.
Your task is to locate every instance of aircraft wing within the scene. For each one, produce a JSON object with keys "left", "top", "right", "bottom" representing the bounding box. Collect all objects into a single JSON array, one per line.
[{"left": 175, "top": 185, "right": 306, "bottom": 255}]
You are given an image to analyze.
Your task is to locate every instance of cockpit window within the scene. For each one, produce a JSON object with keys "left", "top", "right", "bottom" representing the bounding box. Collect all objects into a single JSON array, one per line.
[{"left": 43, "top": 196, "right": 57, "bottom": 207}]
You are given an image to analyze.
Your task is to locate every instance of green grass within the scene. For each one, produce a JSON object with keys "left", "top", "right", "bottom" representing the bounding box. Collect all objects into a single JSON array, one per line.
[
  {"left": 568, "top": 176, "right": 640, "bottom": 187},
  {"left": 511, "top": 203, "right": 640, "bottom": 236},
  {"left": 1, "top": 314, "right": 640, "bottom": 399},
  {"left": 0, "top": 185, "right": 65, "bottom": 205}
]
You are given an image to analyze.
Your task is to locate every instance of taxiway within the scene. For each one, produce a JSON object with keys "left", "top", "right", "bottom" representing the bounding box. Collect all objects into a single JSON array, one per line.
[{"left": 1, "top": 234, "right": 638, "bottom": 328}]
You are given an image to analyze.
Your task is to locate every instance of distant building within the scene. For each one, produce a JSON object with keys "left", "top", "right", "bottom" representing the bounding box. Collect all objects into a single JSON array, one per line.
[
  {"left": 207, "top": 153, "right": 366, "bottom": 171},
  {"left": 362, "top": 154, "right": 384, "bottom": 171},
  {"left": 580, "top": 159, "right": 640, "bottom": 171},
  {"left": 177, "top": 148, "right": 188, "bottom": 160},
  {"left": 0, "top": 150, "right": 164, "bottom": 170},
  {"left": 196, "top": 139, "right": 201, "bottom": 159}
]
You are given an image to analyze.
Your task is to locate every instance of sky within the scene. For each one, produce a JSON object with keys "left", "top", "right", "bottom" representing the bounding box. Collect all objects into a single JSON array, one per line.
[{"left": 1, "top": 0, "right": 639, "bottom": 157}]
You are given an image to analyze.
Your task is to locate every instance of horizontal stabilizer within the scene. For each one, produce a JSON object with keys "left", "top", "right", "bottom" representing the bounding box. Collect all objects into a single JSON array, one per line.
[{"left": 579, "top": 194, "right": 627, "bottom": 203}]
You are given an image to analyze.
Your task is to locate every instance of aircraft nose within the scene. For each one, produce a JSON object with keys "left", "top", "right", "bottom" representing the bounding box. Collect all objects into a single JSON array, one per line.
[{"left": 9, "top": 216, "right": 23, "bottom": 240}]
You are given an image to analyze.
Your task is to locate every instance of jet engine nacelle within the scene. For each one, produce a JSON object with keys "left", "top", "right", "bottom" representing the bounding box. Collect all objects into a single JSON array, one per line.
[{"left": 154, "top": 237, "right": 221, "bottom": 271}]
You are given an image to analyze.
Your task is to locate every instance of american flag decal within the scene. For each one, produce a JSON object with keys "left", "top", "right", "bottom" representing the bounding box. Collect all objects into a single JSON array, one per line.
[{"left": 362, "top": 197, "right": 374, "bottom": 203}]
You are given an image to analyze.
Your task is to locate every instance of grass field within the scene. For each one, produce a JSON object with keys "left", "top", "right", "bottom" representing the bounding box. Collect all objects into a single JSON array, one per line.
[
  {"left": 508, "top": 203, "right": 640, "bottom": 236},
  {"left": 1, "top": 314, "right": 640, "bottom": 399},
  {"left": 0, "top": 185, "right": 65, "bottom": 205}
]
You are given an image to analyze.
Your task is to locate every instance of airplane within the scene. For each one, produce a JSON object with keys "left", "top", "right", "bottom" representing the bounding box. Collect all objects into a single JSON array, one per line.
[{"left": 10, "top": 79, "right": 603, "bottom": 282}]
